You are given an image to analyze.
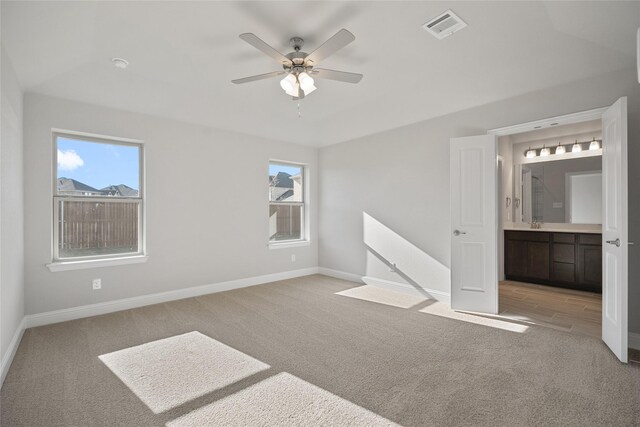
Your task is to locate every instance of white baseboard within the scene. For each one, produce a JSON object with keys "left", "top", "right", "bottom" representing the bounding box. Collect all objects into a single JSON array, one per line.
[
  {"left": 362, "top": 275, "right": 451, "bottom": 304},
  {"left": 318, "top": 267, "right": 363, "bottom": 283},
  {"left": 25, "top": 267, "right": 319, "bottom": 329},
  {"left": 629, "top": 332, "right": 640, "bottom": 350},
  {"left": 1, "top": 317, "right": 26, "bottom": 386}
]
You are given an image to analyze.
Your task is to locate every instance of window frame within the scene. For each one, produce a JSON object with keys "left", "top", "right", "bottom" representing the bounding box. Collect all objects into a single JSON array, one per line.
[
  {"left": 268, "top": 160, "right": 307, "bottom": 246},
  {"left": 51, "top": 130, "right": 146, "bottom": 264}
]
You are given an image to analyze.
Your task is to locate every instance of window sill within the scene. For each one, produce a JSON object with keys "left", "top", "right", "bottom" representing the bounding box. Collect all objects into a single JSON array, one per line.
[
  {"left": 46, "top": 255, "right": 148, "bottom": 272},
  {"left": 268, "top": 240, "right": 311, "bottom": 250}
]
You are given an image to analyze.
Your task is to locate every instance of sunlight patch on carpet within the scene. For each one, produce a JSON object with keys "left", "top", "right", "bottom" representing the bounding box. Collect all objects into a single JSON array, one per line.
[
  {"left": 336, "top": 285, "right": 428, "bottom": 309},
  {"left": 166, "top": 372, "right": 399, "bottom": 426},
  {"left": 99, "top": 331, "right": 269, "bottom": 414},
  {"left": 419, "top": 302, "right": 529, "bottom": 333}
]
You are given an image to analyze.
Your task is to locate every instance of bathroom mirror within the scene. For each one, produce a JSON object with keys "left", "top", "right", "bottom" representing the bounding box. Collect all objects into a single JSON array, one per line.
[{"left": 514, "top": 156, "right": 602, "bottom": 224}]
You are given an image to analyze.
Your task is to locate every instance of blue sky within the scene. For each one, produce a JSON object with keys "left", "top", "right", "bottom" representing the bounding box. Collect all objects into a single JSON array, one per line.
[
  {"left": 270, "top": 163, "right": 302, "bottom": 177},
  {"left": 57, "top": 137, "right": 140, "bottom": 190}
]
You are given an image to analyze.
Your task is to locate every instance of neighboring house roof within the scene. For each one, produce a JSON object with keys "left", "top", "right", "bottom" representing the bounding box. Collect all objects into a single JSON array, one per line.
[
  {"left": 101, "top": 184, "right": 139, "bottom": 197},
  {"left": 269, "top": 172, "right": 293, "bottom": 189},
  {"left": 57, "top": 177, "right": 102, "bottom": 194},
  {"left": 276, "top": 189, "right": 293, "bottom": 201},
  {"left": 57, "top": 178, "right": 139, "bottom": 196}
]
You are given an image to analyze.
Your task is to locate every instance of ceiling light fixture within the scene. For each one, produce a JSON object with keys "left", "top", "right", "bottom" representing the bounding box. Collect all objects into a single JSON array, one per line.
[
  {"left": 111, "top": 58, "right": 129, "bottom": 69},
  {"left": 572, "top": 140, "right": 583, "bottom": 153},
  {"left": 555, "top": 142, "right": 566, "bottom": 155},
  {"left": 280, "top": 74, "right": 299, "bottom": 97},
  {"left": 231, "top": 30, "right": 363, "bottom": 101},
  {"left": 298, "top": 72, "right": 316, "bottom": 95},
  {"left": 589, "top": 138, "right": 600, "bottom": 150},
  {"left": 526, "top": 147, "right": 536, "bottom": 159},
  {"left": 540, "top": 144, "right": 550, "bottom": 157}
]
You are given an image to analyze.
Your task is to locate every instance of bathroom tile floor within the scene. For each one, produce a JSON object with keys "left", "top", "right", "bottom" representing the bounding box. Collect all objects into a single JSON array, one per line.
[{"left": 499, "top": 281, "right": 601, "bottom": 338}]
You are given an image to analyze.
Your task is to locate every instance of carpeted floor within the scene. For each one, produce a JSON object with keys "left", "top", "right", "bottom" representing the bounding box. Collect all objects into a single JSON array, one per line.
[{"left": 1, "top": 274, "right": 639, "bottom": 426}]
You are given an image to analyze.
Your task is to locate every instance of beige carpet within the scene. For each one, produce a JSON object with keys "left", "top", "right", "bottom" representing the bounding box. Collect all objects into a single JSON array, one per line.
[{"left": 2, "top": 274, "right": 639, "bottom": 426}]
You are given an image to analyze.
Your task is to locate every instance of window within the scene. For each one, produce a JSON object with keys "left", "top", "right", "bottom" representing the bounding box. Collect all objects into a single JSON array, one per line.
[
  {"left": 53, "top": 132, "right": 144, "bottom": 262},
  {"left": 269, "top": 162, "right": 305, "bottom": 243}
]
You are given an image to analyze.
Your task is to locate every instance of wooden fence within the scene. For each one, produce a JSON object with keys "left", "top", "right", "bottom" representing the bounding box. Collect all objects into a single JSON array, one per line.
[
  {"left": 269, "top": 204, "right": 302, "bottom": 241},
  {"left": 58, "top": 200, "right": 138, "bottom": 253}
]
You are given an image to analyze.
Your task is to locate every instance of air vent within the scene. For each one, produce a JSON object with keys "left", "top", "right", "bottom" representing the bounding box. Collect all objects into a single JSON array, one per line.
[{"left": 422, "top": 10, "right": 467, "bottom": 40}]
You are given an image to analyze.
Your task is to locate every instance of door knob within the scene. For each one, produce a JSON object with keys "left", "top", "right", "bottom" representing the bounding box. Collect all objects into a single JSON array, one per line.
[
  {"left": 453, "top": 230, "right": 466, "bottom": 236},
  {"left": 606, "top": 238, "right": 620, "bottom": 247}
]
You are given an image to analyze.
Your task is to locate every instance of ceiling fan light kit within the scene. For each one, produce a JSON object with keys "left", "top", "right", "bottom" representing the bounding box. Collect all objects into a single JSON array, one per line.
[{"left": 232, "top": 29, "right": 363, "bottom": 100}]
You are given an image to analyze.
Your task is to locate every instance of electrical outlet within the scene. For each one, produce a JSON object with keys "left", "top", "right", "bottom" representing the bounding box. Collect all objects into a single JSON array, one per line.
[
  {"left": 291, "top": 254, "right": 296, "bottom": 262},
  {"left": 92, "top": 279, "right": 102, "bottom": 290}
]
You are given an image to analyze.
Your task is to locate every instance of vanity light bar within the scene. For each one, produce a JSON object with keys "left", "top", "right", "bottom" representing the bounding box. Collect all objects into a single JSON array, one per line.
[{"left": 523, "top": 138, "right": 601, "bottom": 158}]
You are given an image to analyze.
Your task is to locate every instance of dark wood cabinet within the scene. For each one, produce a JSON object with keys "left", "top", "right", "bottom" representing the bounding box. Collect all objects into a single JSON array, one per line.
[{"left": 505, "top": 230, "right": 601, "bottom": 292}]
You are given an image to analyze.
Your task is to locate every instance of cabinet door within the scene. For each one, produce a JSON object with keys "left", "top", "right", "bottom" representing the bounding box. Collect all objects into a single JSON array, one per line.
[
  {"left": 506, "top": 239, "right": 527, "bottom": 277},
  {"left": 578, "top": 245, "right": 602, "bottom": 290},
  {"left": 527, "top": 242, "right": 550, "bottom": 280}
]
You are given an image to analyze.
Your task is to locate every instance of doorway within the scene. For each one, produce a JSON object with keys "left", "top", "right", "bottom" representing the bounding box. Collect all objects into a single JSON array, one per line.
[
  {"left": 497, "top": 119, "right": 604, "bottom": 338},
  {"left": 450, "top": 99, "right": 629, "bottom": 362}
]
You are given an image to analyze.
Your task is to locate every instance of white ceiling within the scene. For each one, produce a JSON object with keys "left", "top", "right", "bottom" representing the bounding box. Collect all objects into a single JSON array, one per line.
[{"left": 2, "top": 1, "right": 639, "bottom": 147}]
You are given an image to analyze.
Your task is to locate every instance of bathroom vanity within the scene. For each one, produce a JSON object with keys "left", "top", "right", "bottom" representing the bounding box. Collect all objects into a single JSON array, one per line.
[{"left": 504, "top": 230, "right": 602, "bottom": 293}]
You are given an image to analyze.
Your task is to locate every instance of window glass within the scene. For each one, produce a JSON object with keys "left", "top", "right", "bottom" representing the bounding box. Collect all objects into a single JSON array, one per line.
[
  {"left": 54, "top": 134, "right": 143, "bottom": 261},
  {"left": 56, "top": 136, "right": 140, "bottom": 197},
  {"left": 269, "top": 163, "right": 303, "bottom": 203},
  {"left": 269, "top": 162, "right": 304, "bottom": 243}
]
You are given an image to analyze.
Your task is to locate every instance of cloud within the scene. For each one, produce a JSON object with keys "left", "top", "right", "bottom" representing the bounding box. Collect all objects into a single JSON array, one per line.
[{"left": 57, "top": 149, "right": 84, "bottom": 171}]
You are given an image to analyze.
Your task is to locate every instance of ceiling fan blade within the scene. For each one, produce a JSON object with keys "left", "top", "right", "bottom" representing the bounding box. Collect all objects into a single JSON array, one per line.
[
  {"left": 312, "top": 68, "right": 363, "bottom": 84},
  {"left": 239, "top": 33, "right": 292, "bottom": 66},
  {"left": 231, "top": 71, "right": 286, "bottom": 84},
  {"left": 304, "top": 29, "right": 355, "bottom": 66}
]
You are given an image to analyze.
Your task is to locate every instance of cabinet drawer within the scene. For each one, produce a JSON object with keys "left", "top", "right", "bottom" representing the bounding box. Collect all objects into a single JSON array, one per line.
[
  {"left": 552, "top": 262, "right": 575, "bottom": 283},
  {"left": 579, "top": 234, "right": 601, "bottom": 245},
  {"left": 506, "top": 231, "right": 550, "bottom": 242},
  {"left": 553, "top": 233, "right": 575, "bottom": 243},
  {"left": 553, "top": 243, "right": 575, "bottom": 264}
]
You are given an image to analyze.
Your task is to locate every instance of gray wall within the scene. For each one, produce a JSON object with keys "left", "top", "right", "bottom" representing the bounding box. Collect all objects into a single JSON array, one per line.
[
  {"left": 23, "top": 93, "right": 318, "bottom": 315},
  {"left": 1, "top": 48, "right": 25, "bottom": 364},
  {"left": 318, "top": 67, "right": 640, "bottom": 334}
]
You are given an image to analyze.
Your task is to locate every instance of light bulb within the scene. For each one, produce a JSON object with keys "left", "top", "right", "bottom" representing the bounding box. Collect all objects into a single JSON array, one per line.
[
  {"left": 572, "top": 140, "right": 582, "bottom": 153},
  {"left": 285, "top": 82, "right": 300, "bottom": 97},
  {"left": 280, "top": 74, "right": 297, "bottom": 93},
  {"left": 540, "top": 145, "right": 550, "bottom": 157},
  {"left": 555, "top": 143, "right": 566, "bottom": 155},
  {"left": 589, "top": 138, "right": 600, "bottom": 150},
  {"left": 526, "top": 147, "right": 536, "bottom": 159},
  {"left": 298, "top": 72, "right": 315, "bottom": 91}
]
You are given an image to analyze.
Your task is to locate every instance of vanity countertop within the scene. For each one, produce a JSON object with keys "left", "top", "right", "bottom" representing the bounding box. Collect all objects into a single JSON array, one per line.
[{"left": 503, "top": 224, "right": 602, "bottom": 234}]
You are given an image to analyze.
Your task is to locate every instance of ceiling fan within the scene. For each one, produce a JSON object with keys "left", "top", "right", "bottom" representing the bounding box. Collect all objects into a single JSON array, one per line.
[{"left": 231, "top": 29, "right": 363, "bottom": 100}]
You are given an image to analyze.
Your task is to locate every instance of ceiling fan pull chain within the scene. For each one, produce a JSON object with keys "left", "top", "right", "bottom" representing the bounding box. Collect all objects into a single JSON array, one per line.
[{"left": 297, "top": 102, "right": 302, "bottom": 118}]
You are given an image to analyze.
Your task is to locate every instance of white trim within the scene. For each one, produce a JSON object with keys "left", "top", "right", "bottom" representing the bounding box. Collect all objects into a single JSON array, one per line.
[
  {"left": 25, "top": 267, "right": 319, "bottom": 328},
  {"left": 362, "top": 276, "right": 451, "bottom": 304},
  {"left": 1, "top": 317, "right": 26, "bottom": 386},
  {"left": 51, "top": 128, "right": 143, "bottom": 145},
  {"left": 629, "top": 332, "right": 640, "bottom": 351},
  {"left": 47, "top": 255, "right": 149, "bottom": 272},
  {"left": 488, "top": 107, "right": 608, "bottom": 136},
  {"left": 318, "top": 267, "right": 363, "bottom": 283},
  {"left": 269, "top": 240, "right": 311, "bottom": 250}
]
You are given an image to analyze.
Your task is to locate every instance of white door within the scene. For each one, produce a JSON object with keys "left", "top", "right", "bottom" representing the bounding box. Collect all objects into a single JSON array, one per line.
[
  {"left": 450, "top": 135, "right": 498, "bottom": 314},
  {"left": 601, "top": 97, "right": 628, "bottom": 363}
]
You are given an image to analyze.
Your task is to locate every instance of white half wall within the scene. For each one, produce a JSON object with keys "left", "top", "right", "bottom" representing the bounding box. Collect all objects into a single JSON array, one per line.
[
  {"left": 318, "top": 67, "right": 640, "bottom": 335},
  {"left": 23, "top": 93, "right": 318, "bottom": 316},
  {"left": 1, "top": 46, "right": 25, "bottom": 383}
]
